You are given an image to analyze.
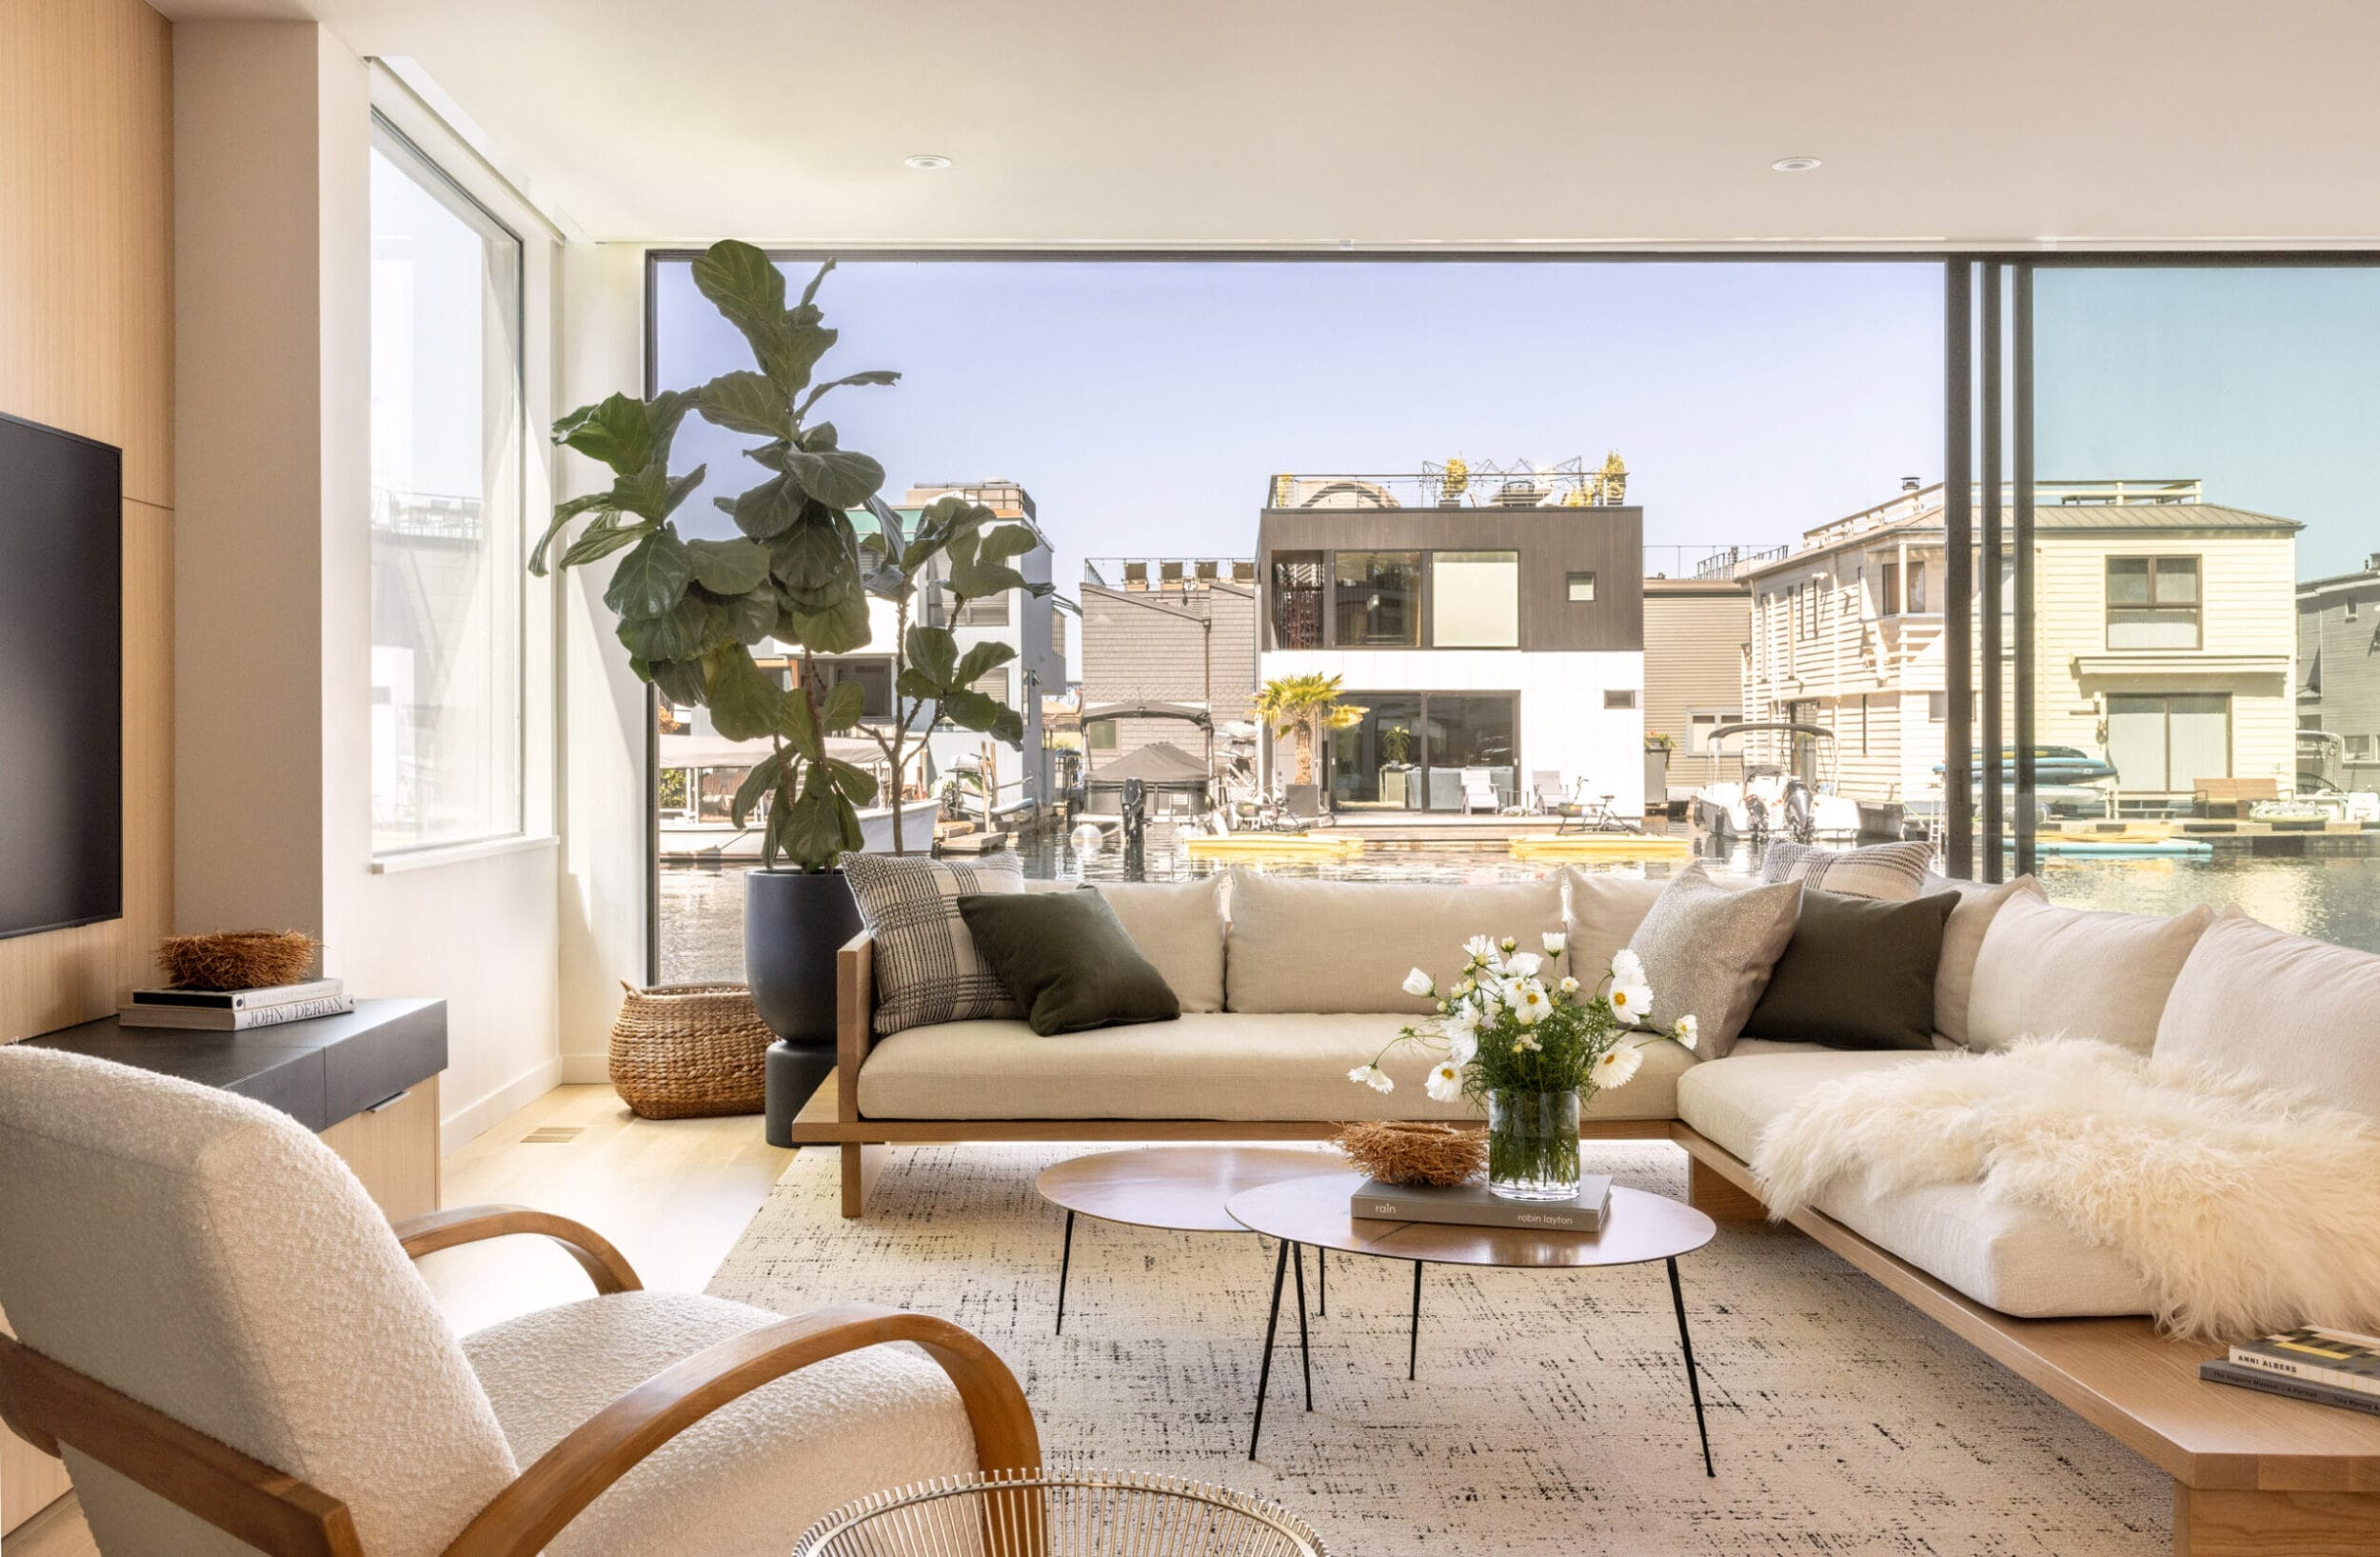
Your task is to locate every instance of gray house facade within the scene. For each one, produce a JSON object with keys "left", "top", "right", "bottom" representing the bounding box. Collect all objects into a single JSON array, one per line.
[{"left": 2300, "top": 554, "right": 2380, "bottom": 787}]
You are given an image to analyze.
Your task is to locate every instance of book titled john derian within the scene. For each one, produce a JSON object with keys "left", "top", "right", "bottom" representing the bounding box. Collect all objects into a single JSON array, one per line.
[
  {"left": 1353, "top": 1175, "right": 1614, "bottom": 1233},
  {"left": 119, "top": 983, "right": 352, "bottom": 1030}
]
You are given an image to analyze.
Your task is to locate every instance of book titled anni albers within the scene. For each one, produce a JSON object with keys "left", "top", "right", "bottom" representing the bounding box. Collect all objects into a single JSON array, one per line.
[
  {"left": 1353, "top": 1175, "right": 1613, "bottom": 1233},
  {"left": 119, "top": 979, "right": 352, "bottom": 1031},
  {"left": 2199, "top": 1326, "right": 2380, "bottom": 1418}
]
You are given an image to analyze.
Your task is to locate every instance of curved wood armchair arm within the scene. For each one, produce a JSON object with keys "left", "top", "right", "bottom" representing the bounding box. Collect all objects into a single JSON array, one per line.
[
  {"left": 393, "top": 1204, "right": 643, "bottom": 1296},
  {"left": 438, "top": 1303, "right": 1040, "bottom": 1557}
]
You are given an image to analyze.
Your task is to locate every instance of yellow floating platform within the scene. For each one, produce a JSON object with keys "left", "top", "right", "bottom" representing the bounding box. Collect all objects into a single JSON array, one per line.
[
  {"left": 1508, "top": 833, "right": 1694, "bottom": 859},
  {"left": 1184, "top": 832, "right": 1364, "bottom": 859}
]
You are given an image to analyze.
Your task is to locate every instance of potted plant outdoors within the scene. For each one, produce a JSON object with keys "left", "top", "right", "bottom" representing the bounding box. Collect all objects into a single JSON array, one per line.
[
  {"left": 1378, "top": 723, "right": 1416, "bottom": 808},
  {"left": 1644, "top": 729, "right": 1676, "bottom": 821},
  {"left": 531, "top": 239, "right": 1044, "bottom": 1093},
  {"left": 1255, "top": 672, "right": 1366, "bottom": 811},
  {"left": 1351, "top": 937, "right": 1698, "bottom": 1201}
]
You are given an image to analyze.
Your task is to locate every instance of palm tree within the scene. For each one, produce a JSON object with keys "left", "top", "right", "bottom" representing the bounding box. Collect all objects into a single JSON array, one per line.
[{"left": 1255, "top": 672, "right": 1366, "bottom": 787}]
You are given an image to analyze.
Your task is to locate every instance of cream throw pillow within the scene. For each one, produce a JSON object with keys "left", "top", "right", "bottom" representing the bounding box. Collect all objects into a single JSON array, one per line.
[
  {"left": 1760, "top": 839, "right": 1935, "bottom": 902},
  {"left": 1932, "top": 874, "right": 2047, "bottom": 1048},
  {"left": 1225, "top": 869, "right": 1564, "bottom": 1014},
  {"left": 2155, "top": 908, "right": 2380, "bottom": 1121},
  {"left": 1623, "top": 863, "right": 1804, "bottom": 1058},
  {"left": 1096, "top": 877, "right": 1226, "bottom": 1013},
  {"left": 1966, "top": 893, "right": 2213, "bottom": 1054}
]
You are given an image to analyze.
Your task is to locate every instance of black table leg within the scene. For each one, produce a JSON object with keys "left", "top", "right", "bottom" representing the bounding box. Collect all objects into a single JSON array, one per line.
[
  {"left": 1409, "top": 1260, "right": 1423, "bottom": 1381},
  {"left": 1317, "top": 1247, "right": 1326, "bottom": 1316},
  {"left": 1667, "top": 1256, "right": 1715, "bottom": 1477},
  {"left": 1292, "top": 1241, "right": 1312, "bottom": 1411},
  {"left": 1054, "top": 1209, "right": 1075, "bottom": 1336},
  {"left": 1249, "top": 1237, "right": 1291, "bottom": 1459}
]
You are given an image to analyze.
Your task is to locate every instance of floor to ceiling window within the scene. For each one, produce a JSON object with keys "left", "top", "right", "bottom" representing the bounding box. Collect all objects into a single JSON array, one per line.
[{"left": 367, "top": 117, "right": 525, "bottom": 855}]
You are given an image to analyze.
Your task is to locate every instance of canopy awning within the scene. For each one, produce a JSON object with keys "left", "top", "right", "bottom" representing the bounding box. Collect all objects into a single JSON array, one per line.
[
  {"left": 1081, "top": 700, "right": 1214, "bottom": 730},
  {"left": 1086, "top": 740, "right": 1211, "bottom": 788}
]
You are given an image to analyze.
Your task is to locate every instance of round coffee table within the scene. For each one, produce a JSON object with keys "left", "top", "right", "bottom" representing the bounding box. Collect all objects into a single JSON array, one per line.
[
  {"left": 1227, "top": 1171, "right": 1718, "bottom": 1469},
  {"left": 1035, "top": 1146, "right": 1339, "bottom": 1338}
]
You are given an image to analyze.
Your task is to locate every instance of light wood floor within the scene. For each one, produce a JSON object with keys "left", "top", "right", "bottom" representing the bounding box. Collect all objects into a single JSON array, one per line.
[{"left": 1, "top": 1086, "right": 795, "bottom": 1555}]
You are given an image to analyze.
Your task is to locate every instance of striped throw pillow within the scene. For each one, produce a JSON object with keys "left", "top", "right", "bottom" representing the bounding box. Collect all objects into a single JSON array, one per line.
[
  {"left": 842, "top": 852, "right": 1025, "bottom": 1035},
  {"left": 1759, "top": 840, "right": 1935, "bottom": 902}
]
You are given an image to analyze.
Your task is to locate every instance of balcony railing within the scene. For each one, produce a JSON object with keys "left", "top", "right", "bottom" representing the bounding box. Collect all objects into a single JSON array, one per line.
[
  {"left": 1264, "top": 457, "right": 1631, "bottom": 512},
  {"left": 371, "top": 488, "right": 484, "bottom": 544}
]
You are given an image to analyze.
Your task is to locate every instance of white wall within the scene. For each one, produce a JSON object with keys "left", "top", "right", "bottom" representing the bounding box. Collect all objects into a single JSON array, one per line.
[{"left": 175, "top": 25, "right": 566, "bottom": 1150}]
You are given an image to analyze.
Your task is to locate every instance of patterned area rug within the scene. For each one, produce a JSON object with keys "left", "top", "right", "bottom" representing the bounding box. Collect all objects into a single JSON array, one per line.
[{"left": 708, "top": 1141, "right": 2168, "bottom": 1555}]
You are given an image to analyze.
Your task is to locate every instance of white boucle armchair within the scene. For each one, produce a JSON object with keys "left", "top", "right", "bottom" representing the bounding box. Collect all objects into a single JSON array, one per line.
[{"left": 0, "top": 1045, "right": 1037, "bottom": 1557}]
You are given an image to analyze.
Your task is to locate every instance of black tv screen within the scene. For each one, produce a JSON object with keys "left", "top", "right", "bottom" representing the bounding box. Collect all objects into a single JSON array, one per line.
[{"left": 0, "top": 411, "right": 122, "bottom": 940}]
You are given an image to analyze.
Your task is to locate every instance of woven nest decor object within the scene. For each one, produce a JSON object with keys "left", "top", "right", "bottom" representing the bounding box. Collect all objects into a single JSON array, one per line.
[
  {"left": 608, "top": 982, "right": 774, "bottom": 1119},
  {"left": 154, "top": 930, "right": 319, "bottom": 991},
  {"left": 1332, "top": 1120, "right": 1486, "bottom": 1188},
  {"left": 794, "top": 1469, "right": 1327, "bottom": 1557}
]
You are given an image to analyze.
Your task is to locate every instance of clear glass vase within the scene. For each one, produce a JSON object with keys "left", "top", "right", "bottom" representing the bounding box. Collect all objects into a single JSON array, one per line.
[{"left": 1485, "top": 1088, "right": 1583, "bottom": 1202}]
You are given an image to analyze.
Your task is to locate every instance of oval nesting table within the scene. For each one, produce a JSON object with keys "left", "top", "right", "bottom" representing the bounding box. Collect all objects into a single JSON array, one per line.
[{"left": 1227, "top": 1170, "right": 1718, "bottom": 1468}]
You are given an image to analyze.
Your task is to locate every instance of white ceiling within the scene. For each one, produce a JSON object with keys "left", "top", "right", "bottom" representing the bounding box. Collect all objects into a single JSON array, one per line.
[{"left": 157, "top": 0, "right": 2380, "bottom": 250}]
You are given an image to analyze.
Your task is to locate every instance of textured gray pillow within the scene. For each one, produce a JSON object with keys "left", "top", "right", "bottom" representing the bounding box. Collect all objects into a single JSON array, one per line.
[
  {"left": 842, "top": 852, "right": 1025, "bottom": 1036},
  {"left": 1624, "top": 863, "right": 1804, "bottom": 1058},
  {"left": 1760, "top": 839, "right": 1934, "bottom": 902}
]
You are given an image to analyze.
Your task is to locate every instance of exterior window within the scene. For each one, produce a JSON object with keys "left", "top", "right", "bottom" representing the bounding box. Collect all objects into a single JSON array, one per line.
[
  {"left": 1928, "top": 691, "right": 1947, "bottom": 722},
  {"left": 1686, "top": 710, "right": 1741, "bottom": 754},
  {"left": 1086, "top": 720, "right": 1117, "bottom": 751},
  {"left": 368, "top": 120, "right": 524, "bottom": 854},
  {"left": 1566, "top": 572, "right": 1597, "bottom": 602},
  {"left": 1432, "top": 550, "right": 1518, "bottom": 648},
  {"left": 1878, "top": 561, "right": 1902, "bottom": 616},
  {"left": 1270, "top": 550, "right": 1323, "bottom": 649},
  {"left": 809, "top": 657, "right": 893, "bottom": 720},
  {"left": 959, "top": 591, "right": 1011, "bottom": 627},
  {"left": 1604, "top": 689, "right": 1638, "bottom": 710},
  {"left": 1908, "top": 560, "right": 1929, "bottom": 612},
  {"left": 2343, "top": 732, "right": 2376, "bottom": 762},
  {"left": 2107, "top": 692, "right": 2230, "bottom": 791},
  {"left": 2108, "top": 556, "right": 2201, "bottom": 649},
  {"left": 1333, "top": 550, "right": 1422, "bottom": 647}
]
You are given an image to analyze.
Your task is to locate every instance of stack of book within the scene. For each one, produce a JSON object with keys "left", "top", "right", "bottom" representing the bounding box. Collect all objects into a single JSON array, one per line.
[
  {"left": 2201, "top": 1326, "right": 2380, "bottom": 1417},
  {"left": 118, "top": 979, "right": 354, "bottom": 1031},
  {"left": 1352, "top": 1174, "right": 1614, "bottom": 1232}
]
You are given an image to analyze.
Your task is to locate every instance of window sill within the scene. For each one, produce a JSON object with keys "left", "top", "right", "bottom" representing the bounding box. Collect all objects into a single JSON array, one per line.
[{"left": 370, "top": 834, "right": 559, "bottom": 875}]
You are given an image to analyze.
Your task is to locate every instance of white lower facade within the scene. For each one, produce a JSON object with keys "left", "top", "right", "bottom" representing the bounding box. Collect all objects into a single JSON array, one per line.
[{"left": 1262, "top": 649, "right": 1648, "bottom": 815}]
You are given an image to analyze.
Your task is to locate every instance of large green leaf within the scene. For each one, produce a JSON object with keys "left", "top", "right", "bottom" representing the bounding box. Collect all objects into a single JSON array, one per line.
[
  {"left": 776, "top": 763, "right": 862, "bottom": 872},
  {"left": 949, "top": 559, "right": 1027, "bottom": 601},
  {"left": 796, "top": 421, "right": 838, "bottom": 451},
  {"left": 704, "top": 644, "right": 785, "bottom": 740},
  {"left": 689, "top": 241, "right": 786, "bottom": 344},
  {"left": 794, "top": 369, "right": 901, "bottom": 421},
  {"left": 951, "top": 640, "right": 1017, "bottom": 689},
  {"left": 730, "top": 750, "right": 784, "bottom": 828},
  {"left": 553, "top": 392, "right": 654, "bottom": 475},
  {"left": 558, "top": 517, "right": 651, "bottom": 569},
  {"left": 780, "top": 684, "right": 825, "bottom": 761},
  {"left": 903, "top": 625, "right": 959, "bottom": 688},
  {"left": 782, "top": 449, "right": 885, "bottom": 509},
  {"left": 611, "top": 460, "right": 700, "bottom": 523},
  {"left": 718, "top": 586, "right": 783, "bottom": 646},
  {"left": 643, "top": 656, "right": 707, "bottom": 709},
  {"left": 686, "top": 536, "right": 772, "bottom": 595},
  {"left": 769, "top": 509, "right": 861, "bottom": 596},
  {"left": 779, "top": 589, "right": 872, "bottom": 654},
  {"left": 695, "top": 369, "right": 791, "bottom": 439},
  {"left": 722, "top": 474, "right": 804, "bottom": 540},
  {"left": 978, "top": 523, "right": 1039, "bottom": 562},
  {"left": 604, "top": 530, "right": 696, "bottom": 617},
  {"left": 617, "top": 594, "right": 712, "bottom": 663},
  {"left": 529, "top": 490, "right": 615, "bottom": 574},
  {"left": 939, "top": 689, "right": 1024, "bottom": 747},
  {"left": 819, "top": 678, "right": 865, "bottom": 733},
  {"left": 825, "top": 757, "right": 879, "bottom": 808}
]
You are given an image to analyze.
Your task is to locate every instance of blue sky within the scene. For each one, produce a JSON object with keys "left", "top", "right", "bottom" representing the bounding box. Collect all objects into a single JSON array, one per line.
[{"left": 652, "top": 260, "right": 2377, "bottom": 593}]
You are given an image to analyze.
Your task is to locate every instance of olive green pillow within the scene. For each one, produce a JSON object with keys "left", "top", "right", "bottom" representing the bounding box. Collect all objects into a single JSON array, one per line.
[
  {"left": 956, "top": 889, "right": 1181, "bottom": 1036},
  {"left": 1744, "top": 888, "right": 1958, "bottom": 1050}
]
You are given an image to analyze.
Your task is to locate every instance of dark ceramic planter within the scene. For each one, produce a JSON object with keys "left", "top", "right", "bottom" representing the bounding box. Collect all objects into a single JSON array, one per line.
[{"left": 745, "top": 868, "right": 862, "bottom": 1144}]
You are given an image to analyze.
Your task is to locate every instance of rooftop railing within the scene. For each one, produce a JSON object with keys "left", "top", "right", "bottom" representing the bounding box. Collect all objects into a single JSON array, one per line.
[
  {"left": 1083, "top": 557, "right": 1259, "bottom": 589},
  {"left": 1263, "top": 458, "right": 1631, "bottom": 511}
]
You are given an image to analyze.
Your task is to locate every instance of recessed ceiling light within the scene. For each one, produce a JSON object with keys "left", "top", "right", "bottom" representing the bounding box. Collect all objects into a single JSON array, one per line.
[
  {"left": 903, "top": 153, "right": 953, "bottom": 171},
  {"left": 1771, "top": 155, "right": 1822, "bottom": 173}
]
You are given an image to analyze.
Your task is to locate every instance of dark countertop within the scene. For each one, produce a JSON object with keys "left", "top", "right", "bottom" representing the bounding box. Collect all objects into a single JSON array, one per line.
[{"left": 30, "top": 999, "right": 447, "bottom": 1132}]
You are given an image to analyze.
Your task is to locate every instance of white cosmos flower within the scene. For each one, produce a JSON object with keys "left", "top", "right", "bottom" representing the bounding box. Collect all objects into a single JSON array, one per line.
[
  {"left": 1424, "top": 1062, "right": 1464, "bottom": 1103},
  {"left": 1514, "top": 982, "right": 1551, "bottom": 1025},
  {"left": 1674, "top": 1013, "right": 1700, "bottom": 1051},
  {"left": 1499, "top": 936, "right": 1517, "bottom": 953},
  {"left": 1504, "top": 951, "right": 1542, "bottom": 979},
  {"left": 1593, "top": 1045, "right": 1644, "bottom": 1089},
  {"left": 1608, "top": 981, "right": 1653, "bottom": 1024},
  {"left": 1542, "top": 931, "right": 1568, "bottom": 957},
  {"left": 1463, "top": 934, "right": 1497, "bottom": 965},
  {"left": 1447, "top": 1028, "right": 1478, "bottom": 1065},
  {"left": 1348, "top": 1064, "right": 1395, "bottom": 1093},
  {"left": 1514, "top": 1029, "right": 1541, "bottom": 1052},
  {"left": 1401, "top": 967, "right": 1436, "bottom": 998},
  {"left": 1558, "top": 975, "right": 1580, "bottom": 995},
  {"left": 1611, "top": 948, "right": 1646, "bottom": 985}
]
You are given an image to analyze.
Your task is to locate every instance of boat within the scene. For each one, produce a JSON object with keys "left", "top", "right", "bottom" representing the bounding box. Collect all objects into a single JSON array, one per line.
[
  {"left": 657, "top": 730, "right": 941, "bottom": 862},
  {"left": 660, "top": 798, "right": 943, "bottom": 863},
  {"left": 1690, "top": 723, "right": 1864, "bottom": 844},
  {"left": 1508, "top": 833, "right": 1692, "bottom": 860},
  {"left": 2293, "top": 731, "right": 2380, "bottom": 823},
  {"left": 2011, "top": 836, "right": 2215, "bottom": 859}
]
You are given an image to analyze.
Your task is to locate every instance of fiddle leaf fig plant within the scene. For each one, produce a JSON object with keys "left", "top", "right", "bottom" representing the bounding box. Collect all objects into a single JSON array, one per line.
[{"left": 531, "top": 239, "right": 1044, "bottom": 872}]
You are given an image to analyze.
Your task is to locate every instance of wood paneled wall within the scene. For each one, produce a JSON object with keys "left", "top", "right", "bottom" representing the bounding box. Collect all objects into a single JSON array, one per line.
[{"left": 0, "top": 0, "right": 174, "bottom": 1048}]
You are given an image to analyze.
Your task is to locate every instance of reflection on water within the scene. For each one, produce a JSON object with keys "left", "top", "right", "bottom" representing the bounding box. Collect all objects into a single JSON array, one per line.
[{"left": 659, "top": 827, "right": 2380, "bottom": 984}]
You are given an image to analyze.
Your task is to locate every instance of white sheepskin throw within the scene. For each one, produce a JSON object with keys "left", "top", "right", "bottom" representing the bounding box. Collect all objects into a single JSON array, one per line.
[{"left": 1750, "top": 1038, "right": 2380, "bottom": 1341}]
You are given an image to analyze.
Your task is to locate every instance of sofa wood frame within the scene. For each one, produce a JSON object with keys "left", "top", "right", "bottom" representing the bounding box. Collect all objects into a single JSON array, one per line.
[
  {"left": 1673, "top": 1124, "right": 2380, "bottom": 1557},
  {"left": 0, "top": 1206, "right": 1039, "bottom": 1557}
]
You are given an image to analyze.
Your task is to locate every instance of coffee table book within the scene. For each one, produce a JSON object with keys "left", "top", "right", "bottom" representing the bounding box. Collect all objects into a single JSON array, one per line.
[
  {"left": 2200, "top": 1358, "right": 2380, "bottom": 1418},
  {"left": 129, "top": 977, "right": 343, "bottom": 1011},
  {"left": 1352, "top": 1175, "right": 1614, "bottom": 1232},
  {"left": 2228, "top": 1326, "right": 2380, "bottom": 1396}
]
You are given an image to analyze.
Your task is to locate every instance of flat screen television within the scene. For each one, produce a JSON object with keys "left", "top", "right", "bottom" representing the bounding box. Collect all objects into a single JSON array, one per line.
[{"left": 0, "top": 410, "right": 123, "bottom": 940}]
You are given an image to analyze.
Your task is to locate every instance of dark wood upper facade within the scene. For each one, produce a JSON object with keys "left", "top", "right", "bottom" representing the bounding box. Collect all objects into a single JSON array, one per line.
[{"left": 1256, "top": 505, "right": 1645, "bottom": 653}]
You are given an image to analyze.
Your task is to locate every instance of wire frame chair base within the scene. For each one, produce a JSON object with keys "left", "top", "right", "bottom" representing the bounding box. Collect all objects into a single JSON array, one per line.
[{"left": 793, "top": 1467, "right": 1327, "bottom": 1557}]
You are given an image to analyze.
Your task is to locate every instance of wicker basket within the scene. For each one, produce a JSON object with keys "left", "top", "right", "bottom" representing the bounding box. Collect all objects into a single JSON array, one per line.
[{"left": 608, "top": 982, "right": 774, "bottom": 1119}]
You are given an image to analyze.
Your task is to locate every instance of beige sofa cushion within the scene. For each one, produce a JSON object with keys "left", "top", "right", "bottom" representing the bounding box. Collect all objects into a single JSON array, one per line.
[
  {"left": 1625, "top": 864, "right": 1803, "bottom": 1057},
  {"left": 1224, "top": 870, "right": 1564, "bottom": 1014},
  {"left": 1759, "top": 839, "right": 1935, "bottom": 902},
  {"left": 1677, "top": 1044, "right": 2151, "bottom": 1317},
  {"left": 1562, "top": 869, "right": 1667, "bottom": 985},
  {"left": 1097, "top": 877, "right": 1226, "bottom": 1013},
  {"left": 1931, "top": 874, "right": 2046, "bottom": 1048},
  {"left": 859, "top": 1011, "right": 1694, "bottom": 1123},
  {"left": 2156, "top": 908, "right": 2380, "bottom": 1120},
  {"left": 465, "top": 1290, "right": 975, "bottom": 1557},
  {"left": 1967, "top": 894, "right": 2212, "bottom": 1054}
]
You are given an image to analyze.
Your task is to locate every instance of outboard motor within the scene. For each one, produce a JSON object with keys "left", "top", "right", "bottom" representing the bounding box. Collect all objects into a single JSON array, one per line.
[{"left": 1121, "top": 777, "right": 1147, "bottom": 881}]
